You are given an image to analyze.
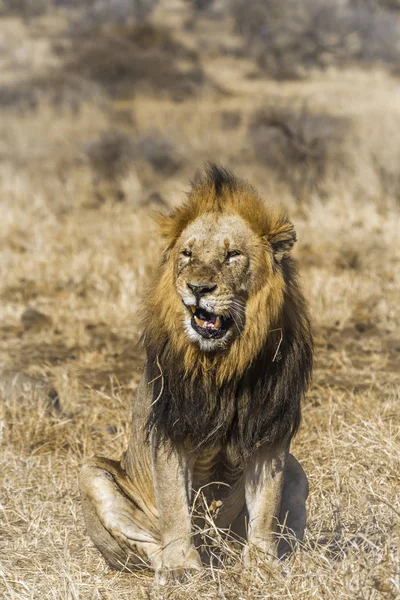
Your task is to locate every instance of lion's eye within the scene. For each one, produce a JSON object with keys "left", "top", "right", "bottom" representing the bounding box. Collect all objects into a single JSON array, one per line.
[
  {"left": 226, "top": 250, "right": 241, "bottom": 260},
  {"left": 181, "top": 249, "right": 192, "bottom": 257}
]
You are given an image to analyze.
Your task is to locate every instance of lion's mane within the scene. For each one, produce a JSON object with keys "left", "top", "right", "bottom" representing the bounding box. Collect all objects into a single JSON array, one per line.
[{"left": 142, "top": 165, "right": 313, "bottom": 458}]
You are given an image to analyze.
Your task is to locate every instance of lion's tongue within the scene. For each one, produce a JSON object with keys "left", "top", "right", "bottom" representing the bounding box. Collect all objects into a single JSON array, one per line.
[{"left": 194, "top": 314, "right": 221, "bottom": 330}]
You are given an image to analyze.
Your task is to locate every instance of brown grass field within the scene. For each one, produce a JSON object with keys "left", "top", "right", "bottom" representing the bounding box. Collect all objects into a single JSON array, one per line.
[{"left": 0, "top": 1, "right": 399, "bottom": 598}]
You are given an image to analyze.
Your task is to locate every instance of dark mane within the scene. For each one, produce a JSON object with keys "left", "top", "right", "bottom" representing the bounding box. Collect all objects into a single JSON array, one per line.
[{"left": 145, "top": 258, "right": 313, "bottom": 458}]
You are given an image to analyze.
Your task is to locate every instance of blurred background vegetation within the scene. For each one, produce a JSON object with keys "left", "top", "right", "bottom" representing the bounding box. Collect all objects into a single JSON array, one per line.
[{"left": 1, "top": 0, "right": 400, "bottom": 209}]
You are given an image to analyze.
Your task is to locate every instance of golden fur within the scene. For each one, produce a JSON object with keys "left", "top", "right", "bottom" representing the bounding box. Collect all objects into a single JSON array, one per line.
[{"left": 143, "top": 165, "right": 308, "bottom": 388}]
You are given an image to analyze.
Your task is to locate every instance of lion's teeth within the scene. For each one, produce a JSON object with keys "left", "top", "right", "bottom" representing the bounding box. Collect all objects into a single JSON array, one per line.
[
  {"left": 190, "top": 306, "right": 196, "bottom": 314},
  {"left": 193, "top": 312, "right": 222, "bottom": 330},
  {"left": 194, "top": 315, "right": 205, "bottom": 328}
]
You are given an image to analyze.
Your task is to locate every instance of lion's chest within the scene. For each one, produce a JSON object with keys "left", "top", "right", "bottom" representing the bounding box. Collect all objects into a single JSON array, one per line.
[
  {"left": 192, "top": 446, "right": 245, "bottom": 526},
  {"left": 192, "top": 447, "right": 244, "bottom": 492}
]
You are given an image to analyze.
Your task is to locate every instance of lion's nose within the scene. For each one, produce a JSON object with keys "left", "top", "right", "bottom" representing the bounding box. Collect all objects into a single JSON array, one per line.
[{"left": 187, "top": 283, "right": 217, "bottom": 297}]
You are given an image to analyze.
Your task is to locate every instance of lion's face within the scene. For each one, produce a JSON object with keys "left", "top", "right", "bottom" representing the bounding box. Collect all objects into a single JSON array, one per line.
[{"left": 174, "top": 213, "right": 269, "bottom": 352}]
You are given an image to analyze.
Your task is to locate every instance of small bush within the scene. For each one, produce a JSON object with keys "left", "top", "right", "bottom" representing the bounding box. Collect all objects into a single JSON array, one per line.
[
  {"left": 0, "top": 0, "right": 159, "bottom": 21},
  {"left": 85, "top": 129, "right": 184, "bottom": 183},
  {"left": 64, "top": 24, "right": 205, "bottom": 101},
  {"left": 249, "top": 102, "right": 350, "bottom": 198},
  {"left": 85, "top": 131, "right": 136, "bottom": 183},
  {"left": 220, "top": 110, "right": 242, "bottom": 130},
  {"left": 0, "top": 74, "right": 105, "bottom": 112},
  {"left": 134, "top": 133, "right": 184, "bottom": 176},
  {"left": 352, "top": 0, "right": 400, "bottom": 11},
  {"left": 0, "top": 0, "right": 50, "bottom": 17},
  {"left": 72, "top": 0, "right": 160, "bottom": 30},
  {"left": 232, "top": 0, "right": 400, "bottom": 79}
]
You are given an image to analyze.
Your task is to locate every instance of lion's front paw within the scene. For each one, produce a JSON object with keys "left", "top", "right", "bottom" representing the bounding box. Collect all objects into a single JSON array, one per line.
[
  {"left": 242, "top": 542, "right": 278, "bottom": 572},
  {"left": 154, "top": 546, "right": 202, "bottom": 586}
]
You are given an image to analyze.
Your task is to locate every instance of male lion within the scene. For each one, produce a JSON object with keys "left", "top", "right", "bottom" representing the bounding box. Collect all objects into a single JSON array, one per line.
[{"left": 79, "top": 164, "right": 313, "bottom": 583}]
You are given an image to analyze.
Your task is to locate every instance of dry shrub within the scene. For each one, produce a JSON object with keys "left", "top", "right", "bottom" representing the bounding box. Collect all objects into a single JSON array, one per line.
[
  {"left": 249, "top": 102, "right": 351, "bottom": 200},
  {"left": 0, "top": 0, "right": 50, "bottom": 17},
  {"left": 220, "top": 110, "right": 242, "bottom": 130},
  {"left": 85, "top": 129, "right": 184, "bottom": 187},
  {"left": 354, "top": 0, "right": 400, "bottom": 11},
  {"left": 134, "top": 132, "right": 184, "bottom": 175},
  {"left": 188, "top": 0, "right": 218, "bottom": 12},
  {"left": 85, "top": 130, "right": 137, "bottom": 183},
  {"left": 71, "top": 0, "right": 160, "bottom": 30},
  {"left": 0, "top": 0, "right": 159, "bottom": 21},
  {"left": 249, "top": 98, "right": 400, "bottom": 204},
  {"left": 0, "top": 74, "right": 106, "bottom": 112},
  {"left": 373, "top": 152, "right": 400, "bottom": 202},
  {"left": 355, "top": 109, "right": 400, "bottom": 203},
  {"left": 232, "top": 0, "right": 400, "bottom": 79},
  {"left": 63, "top": 24, "right": 205, "bottom": 101}
]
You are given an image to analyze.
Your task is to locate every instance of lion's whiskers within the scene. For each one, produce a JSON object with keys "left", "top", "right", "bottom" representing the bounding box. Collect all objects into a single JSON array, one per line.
[
  {"left": 232, "top": 298, "right": 246, "bottom": 317},
  {"left": 230, "top": 311, "right": 244, "bottom": 338},
  {"left": 229, "top": 298, "right": 246, "bottom": 337}
]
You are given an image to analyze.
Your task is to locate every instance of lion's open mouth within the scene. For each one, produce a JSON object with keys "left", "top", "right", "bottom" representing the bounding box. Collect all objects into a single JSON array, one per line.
[{"left": 188, "top": 305, "right": 232, "bottom": 339}]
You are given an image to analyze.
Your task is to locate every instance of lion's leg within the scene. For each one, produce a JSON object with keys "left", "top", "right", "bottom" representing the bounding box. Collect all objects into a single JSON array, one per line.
[
  {"left": 277, "top": 453, "right": 309, "bottom": 557},
  {"left": 79, "top": 457, "right": 162, "bottom": 572},
  {"left": 242, "top": 443, "right": 287, "bottom": 566},
  {"left": 230, "top": 453, "right": 308, "bottom": 560}
]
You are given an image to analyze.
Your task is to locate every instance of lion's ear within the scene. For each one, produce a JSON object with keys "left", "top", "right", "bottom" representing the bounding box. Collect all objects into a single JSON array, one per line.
[{"left": 267, "top": 217, "right": 297, "bottom": 263}]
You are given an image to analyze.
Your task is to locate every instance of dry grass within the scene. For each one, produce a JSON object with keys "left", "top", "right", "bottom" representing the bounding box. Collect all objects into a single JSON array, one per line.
[{"left": 0, "top": 1, "right": 399, "bottom": 598}]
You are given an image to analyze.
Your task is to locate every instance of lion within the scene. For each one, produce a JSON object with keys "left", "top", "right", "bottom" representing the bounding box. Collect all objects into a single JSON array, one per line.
[{"left": 79, "top": 164, "right": 313, "bottom": 584}]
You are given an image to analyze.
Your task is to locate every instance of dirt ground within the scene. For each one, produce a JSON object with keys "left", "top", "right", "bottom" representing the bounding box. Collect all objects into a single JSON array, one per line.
[{"left": 0, "top": 2, "right": 399, "bottom": 599}]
